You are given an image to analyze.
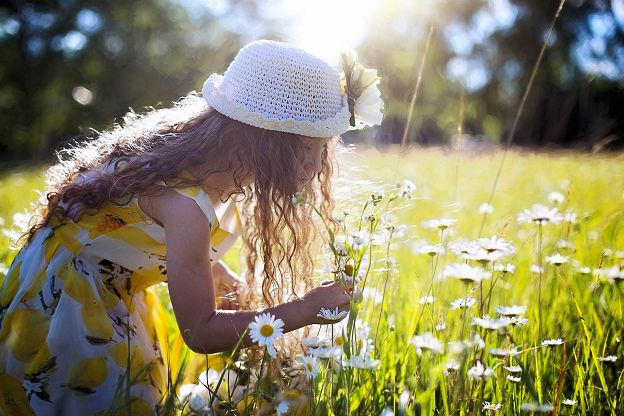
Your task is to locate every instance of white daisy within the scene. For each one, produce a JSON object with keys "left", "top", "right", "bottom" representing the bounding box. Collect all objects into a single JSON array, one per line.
[
  {"left": 507, "top": 375, "right": 521, "bottom": 383},
  {"left": 517, "top": 204, "right": 562, "bottom": 225},
  {"left": 417, "top": 243, "right": 445, "bottom": 256},
  {"left": 545, "top": 253, "right": 568, "bottom": 266},
  {"left": 422, "top": 218, "right": 457, "bottom": 230},
  {"left": 503, "top": 365, "right": 522, "bottom": 373},
  {"left": 467, "top": 361, "right": 494, "bottom": 380},
  {"left": 597, "top": 355, "right": 617, "bottom": 362},
  {"left": 249, "top": 313, "right": 285, "bottom": 356},
  {"left": 478, "top": 203, "right": 494, "bottom": 215},
  {"left": 450, "top": 297, "right": 476, "bottom": 310},
  {"left": 500, "top": 315, "right": 529, "bottom": 327},
  {"left": 493, "top": 262, "right": 516, "bottom": 273},
  {"left": 443, "top": 263, "right": 491, "bottom": 283},
  {"left": 411, "top": 332, "right": 444, "bottom": 354},
  {"left": 540, "top": 338, "right": 564, "bottom": 347},
  {"left": 482, "top": 401, "right": 502, "bottom": 413},
  {"left": 496, "top": 305, "right": 527, "bottom": 316},
  {"left": 547, "top": 191, "right": 565, "bottom": 205},
  {"left": 344, "top": 355, "right": 380, "bottom": 369},
  {"left": 562, "top": 399, "right": 577, "bottom": 406},
  {"left": 317, "top": 307, "right": 348, "bottom": 321},
  {"left": 300, "top": 355, "right": 319, "bottom": 379},
  {"left": 418, "top": 295, "right": 435, "bottom": 305},
  {"left": 530, "top": 265, "right": 544, "bottom": 274},
  {"left": 472, "top": 316, "right": 508, "bottom": 330},
  {"left": 489, "top": 347, "right": 520, "bottom": 357}
]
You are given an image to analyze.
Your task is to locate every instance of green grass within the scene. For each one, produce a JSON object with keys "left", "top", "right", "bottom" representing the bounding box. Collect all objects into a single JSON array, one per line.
[{"left": 1, "top": 149, "right": 623, "bottom": 415}]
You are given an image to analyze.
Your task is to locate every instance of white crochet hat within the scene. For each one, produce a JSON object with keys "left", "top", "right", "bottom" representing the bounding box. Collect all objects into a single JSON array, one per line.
[{"left": 202, "top": 40, "right": 351, "bottom": 138}]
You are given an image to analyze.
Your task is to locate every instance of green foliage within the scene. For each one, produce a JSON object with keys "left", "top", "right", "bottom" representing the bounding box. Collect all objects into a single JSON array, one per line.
[{"left": 1, "top": 149, "right": 622, "bottom": 414}]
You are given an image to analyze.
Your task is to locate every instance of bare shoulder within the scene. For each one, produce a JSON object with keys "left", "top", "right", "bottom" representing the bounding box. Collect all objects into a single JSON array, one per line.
[{"left": 138, "top": 188, "right": 210, "bottom": 231}]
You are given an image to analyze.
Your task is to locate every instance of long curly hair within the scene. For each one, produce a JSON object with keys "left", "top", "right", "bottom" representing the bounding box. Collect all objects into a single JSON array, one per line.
[{"left": 27, "top": 93, "right": 337, "bottom": 309}]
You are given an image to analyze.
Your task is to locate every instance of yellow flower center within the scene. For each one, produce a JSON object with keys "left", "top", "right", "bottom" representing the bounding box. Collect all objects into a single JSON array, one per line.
[
  {"left": 335, "top": 336, "right": 344, "bottom": 346},
  {"left": 260, "top": 324, "right": 274, "bottom": 337},
  {"left": 306, "top": 363, "right": 314, "bottom": 372}
]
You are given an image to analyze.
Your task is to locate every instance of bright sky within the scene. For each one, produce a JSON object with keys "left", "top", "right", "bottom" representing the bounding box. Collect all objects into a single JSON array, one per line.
[{"left": 270, "top": 0, "right": 381, "bottom": 65}]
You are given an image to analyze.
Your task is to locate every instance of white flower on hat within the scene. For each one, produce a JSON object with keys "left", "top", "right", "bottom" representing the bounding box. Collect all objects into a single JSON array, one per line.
[{"left": 339, "top": 50, "right": 384, "bottom": 129}]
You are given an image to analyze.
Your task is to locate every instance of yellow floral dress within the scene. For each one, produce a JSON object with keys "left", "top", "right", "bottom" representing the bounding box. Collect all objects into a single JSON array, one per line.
[{"left": 0, "top": 181, "right": 241, "bottom": 415}]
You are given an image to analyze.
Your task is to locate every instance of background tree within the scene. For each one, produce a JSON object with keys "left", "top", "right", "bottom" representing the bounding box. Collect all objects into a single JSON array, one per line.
[
  {"left": 358, "top": 0, "right": 624, "bottom": 150},
  {"left": 0, "top": 0, "right": 283, "bottom": 160}
]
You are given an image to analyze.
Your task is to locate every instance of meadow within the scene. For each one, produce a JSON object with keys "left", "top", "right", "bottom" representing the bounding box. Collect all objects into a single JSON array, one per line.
[{"left": 0, "top": 148, "right": 623, "bottom": 415}]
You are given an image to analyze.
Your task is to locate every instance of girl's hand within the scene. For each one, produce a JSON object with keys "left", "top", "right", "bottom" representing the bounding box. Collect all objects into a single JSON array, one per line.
[
  {"left": 301, "top": 280, "right": 357, "bottom": 325},
  {"left": 212, "top": 261, "right": 245, "bottom": 310}
]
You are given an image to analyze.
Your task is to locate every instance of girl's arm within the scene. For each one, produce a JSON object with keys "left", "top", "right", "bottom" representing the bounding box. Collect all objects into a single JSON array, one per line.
[{"left": 142, "top": 189, "right": 351, "bottom": 354}]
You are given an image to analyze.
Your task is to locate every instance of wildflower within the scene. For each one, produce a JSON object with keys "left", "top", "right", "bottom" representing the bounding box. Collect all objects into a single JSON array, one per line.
[
  {"left": 419, "top": 295, "right": 435, "bottom": 305},
  {"left": 348, "top": 231, "right": 367, "bottom": 246},
  {"left": 476, "top": 236, "right": 516, "bottom": 255},
  {"left": 576, "top": 266, "right": 591, "bottom": 274},
  {"left": 435, "top": 321, "right": 446, "bottom": 331},
  {"left": 547, "top": 191, "right": 565, "bottom": 205},
  {"left": 500, "top": 316, "right": 529, "bottom": 327},
  {"left": 545, "top": 253, "right": 568, "bottom": 266},
  {"left": 472, "top": 316, "right": 508, "bottom": 330},
  {"left": 334, "top": 238, "right": 348, "bottom": 256},
  {"left": 482, "top": 401, "right": 502, "bottom": 413},
  {"left": 540, "top": 338, "right": 564, "bottom": 347},
  {"left": 562, "top": 399, "right": 577, "bottom": 406},
  {"left": 467, "top": 361, "right": 494, "bottom": 381},
  {"left": 177, "top": 383, "right": 196, "bottom": 403},
  {"left": 594, "top": 266, "right": 623, "bottom": 282},
  {"left": 317, "top": 307, "right": 348, "bottom": 322},
  {"left": 494, "top": 263, "right": 516, "bottom": 273},
  {"left": 597, "top": 355, "right": 617, "bottom": 362},
  {"left": 503, "top": 365, "right": 522, "bottom": 373},
  {"left": 422, "top": 218, "right": 456, "bottom": 230},
  {"left": 398, "top": 389, "right": 410, "bottom": 409},
  {"left": 555, "top": 240, "right": 576, "bottom": 251},
  {"left": 517, "top": 204, "right": 562, "bottom": 225},
  {"left": 496, "top": 305, "right": 527, "bottom": 316},
  {"left": 489, "top": 347, "right": 519, "bottom": 357},
  {"left": 444, "top": 360, "right": 460, "bottom": 374},
  {"left": 443, "top": 263, "right": 491, "bottom": 283},
  {"left": 478, "top": 203, "right": 494, "bottom": 215},
  {"left": 300, "top": 355, "right": 319, "bottom": 379},
  {"left": 276, "top": 400, "right": 289, "bottom": 416},
  {"left": 507, "top": 375, "right": 521, "bottom": 383},
  {"left": 333, "top": 212, "right": 347, "bottom": 222},
  {"left": 449, "top": 240, "right": 475, "bottom": 256},
  {"left": 562, "top": 211, "right": 578, "bottom": 223},
  {"left": 399, "top": 180, "right": 416, "bottom": 198},
  {"left": 344, "top": 355, "right": 380, "bottom": 369},
  {"left": 530, "top": 265, "right": 543, "bottom": 274},
  {"left": 411, "top": 332, "right": 444, "bottom": 354},
  {"left": 450, "top": 297, "right": 476, "bottom": 310},
  {"left": 249, "top": 313, "right": 285, "bottom": 357},
  {"left": 417, "top": 243, "right": 445, "bottom": 256},
  {"left": 303, "top": 335, "right": 331, "bottom": 349},
  {"left": 520, "top": 402, "right": 554, "bottom": 412},
  {"left": 370, "top": 191, "right": 384, "bottom": 206}
]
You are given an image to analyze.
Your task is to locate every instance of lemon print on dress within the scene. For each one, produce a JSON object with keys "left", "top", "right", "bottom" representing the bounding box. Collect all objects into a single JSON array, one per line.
[
  {"left": 0, "top": 373, "right": 36, "bottom": 416},
  {"left": 0, "top": 308, "right": 50, "bottom": 362},
  {"left": 66, "top": 357, "right": 108, "bottom": 395}
]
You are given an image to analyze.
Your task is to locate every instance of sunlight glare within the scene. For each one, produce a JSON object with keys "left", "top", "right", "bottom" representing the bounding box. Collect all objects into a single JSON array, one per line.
[{"left": 275, "top": 0, "right": 381, "bottom": 65}]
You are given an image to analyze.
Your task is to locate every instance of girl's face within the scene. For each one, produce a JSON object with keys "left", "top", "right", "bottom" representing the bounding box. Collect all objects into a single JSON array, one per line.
[{"left": 297, "top": 136, "right": 331, "bottom": 186}]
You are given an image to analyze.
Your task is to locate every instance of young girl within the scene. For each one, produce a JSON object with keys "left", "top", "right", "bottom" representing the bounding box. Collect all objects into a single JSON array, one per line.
[{"left": 0, "top": 40, "right": 382, "bottom": 415}]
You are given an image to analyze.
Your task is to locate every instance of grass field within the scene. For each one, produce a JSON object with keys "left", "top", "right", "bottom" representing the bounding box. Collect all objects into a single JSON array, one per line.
[{"left": 1, "top": 148, "right": 623, "bottom": 415}]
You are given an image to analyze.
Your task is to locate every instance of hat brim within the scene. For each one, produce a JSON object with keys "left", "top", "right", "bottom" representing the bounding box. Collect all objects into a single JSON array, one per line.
[{"left": 202, "top": 74, "right": 351, "bottom": 138}]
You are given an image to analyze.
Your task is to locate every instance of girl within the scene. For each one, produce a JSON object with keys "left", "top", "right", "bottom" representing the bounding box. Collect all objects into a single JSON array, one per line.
[{"left": 0, "top": 40, "right": 382, "bottom": 415}]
